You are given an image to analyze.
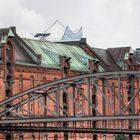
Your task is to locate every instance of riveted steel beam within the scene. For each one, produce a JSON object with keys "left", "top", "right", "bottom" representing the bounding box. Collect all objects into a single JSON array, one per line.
[
  {"left": 1, "top": 71, "right": 140, "bottom": 107},
  {"left": 0, "top": 115, "right": 140, "bottom": 124},
  {"left": 0, "top": 126, "right": 140, "bottom": 134}
]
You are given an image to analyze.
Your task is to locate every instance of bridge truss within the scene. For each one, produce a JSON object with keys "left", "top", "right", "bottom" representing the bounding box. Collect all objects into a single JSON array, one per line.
[{"left": 0, "top": 71, "right": 140, "bottom": 139}]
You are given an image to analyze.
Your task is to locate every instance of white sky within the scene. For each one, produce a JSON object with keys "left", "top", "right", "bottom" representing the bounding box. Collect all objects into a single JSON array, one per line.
[{"left": 0, "top": 0, "right": 140, "bottom": 49}]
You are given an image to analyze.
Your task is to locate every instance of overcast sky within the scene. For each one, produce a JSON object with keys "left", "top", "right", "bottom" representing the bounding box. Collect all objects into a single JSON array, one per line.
[{"left": 0, "top": 0, "right": 140, "bottom": 49}]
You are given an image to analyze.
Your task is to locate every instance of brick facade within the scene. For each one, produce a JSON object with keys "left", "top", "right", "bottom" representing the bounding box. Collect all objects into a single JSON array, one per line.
[{"left": 0, "top": 27, "right": 140, "bottom": 140}]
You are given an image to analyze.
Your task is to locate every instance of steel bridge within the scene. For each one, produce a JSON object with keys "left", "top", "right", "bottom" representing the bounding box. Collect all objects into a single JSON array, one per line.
[{"left": 0, "top": 71, "right": 140, "bottom": 139}]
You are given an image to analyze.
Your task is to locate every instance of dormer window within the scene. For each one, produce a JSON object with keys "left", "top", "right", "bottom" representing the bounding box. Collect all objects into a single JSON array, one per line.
[
  {"left": 74, "top": 53, "right": 89, "bottom": 67},
  {"left": 98, "top": 65, "right": 104, "bottom": 72},
  {"left": 116, "top": 61, "right": 128, "bottom": 70},
  {"left": 6, "top": 48, "right": 11, "bottom": 61},
  {"left": 42, "top": 48, "right": 59, "bottom": 64},
  {"left": 77, "top": 55, "right": 88, "bottom": 66}
]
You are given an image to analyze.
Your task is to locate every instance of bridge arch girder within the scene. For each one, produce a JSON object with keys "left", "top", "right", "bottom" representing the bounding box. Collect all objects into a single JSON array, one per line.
[{"left": 0, "top": 71, "right": 140, "bottom": 134}]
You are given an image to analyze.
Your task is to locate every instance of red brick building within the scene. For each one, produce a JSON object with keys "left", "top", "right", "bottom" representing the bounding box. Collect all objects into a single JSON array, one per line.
[{"left": 0, "top": 27, "right": 140, "bottom": 140}]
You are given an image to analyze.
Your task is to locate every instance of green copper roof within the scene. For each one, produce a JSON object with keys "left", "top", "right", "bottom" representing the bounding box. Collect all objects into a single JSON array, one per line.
[
  {"left": 23, "top": 39, "right": 60, "bottom": 68},
  {"left": 15, "top": 61, "right": 38, "bottom": 67},
  {"left": 23, "top": 38, "right": 92, "bottom": 71}
]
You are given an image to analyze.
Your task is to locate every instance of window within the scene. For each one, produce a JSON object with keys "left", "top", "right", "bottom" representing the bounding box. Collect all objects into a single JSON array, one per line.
[
  {"left": 43, "top": 77, "right": 47, "bottom": 83},
  {"left": 30, "top": 76, "right": 34, "bottom": 88},
  {"left": 54, "top": 135, "right": 58, "bottom": 140},
  {"left": 6, "top": 75, "right": 12, "bottom": 86},
  {"left": 98, "top": 65, "right": 104, "bottom": 72},
  {"left": 78, "top": 88, "right": 84, "bottom": 96},
  {"left": 103, "top": 135, "right": 106, "bottom": 140},
  {"left": 63, "top": 106, "right": 68, "bottom": 117},
  {"left": 63, "top": 93, "right": 67, "bottom": 104},
  {"left": 116, "top": 61, "right": 127, "bottom": 70},
  {"left": 44, "top": 135, "right": 48, "bottom": 140},
  {"left": 76, "top": 55, "right": 88, "bottom": 66},
  {"left": 19, "top": 75, "right": 23, "bottom": 92},
  {"left": 6, "top": 89, "right": 11, "bottom": 98},
  {"left": 31, "top": 135, "right": 35, "bottom": 140},
  {"left": 5, "top": 104, "right": 11, "bottom": 116},
  {"left": 93, "top": 134, "right": 97, "bottom": 140},
  {"left": 6, "top": 62, "right": 12, "bottom": 73},
  {"left": 31, "top": 104, "right": 33, "bottom": 112},
  {"left": 6, "top": 134, "right": 12, "bottom": 140},
  {"left": 6, "top": 48, "right": 11, "bottom": 61},
  {"left": 19, "top": 135, "right": 24, "bottom": 140},
  {"left": 64, "top": 134, "right": 68, "bottom": 140}
]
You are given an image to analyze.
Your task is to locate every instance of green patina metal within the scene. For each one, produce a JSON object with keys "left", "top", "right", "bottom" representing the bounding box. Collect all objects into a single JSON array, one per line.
[
  {"left": 0, "top": 29, "right": 95, "bottom": 71},
  {"left": 23, "top": 39, "right": 60, "bottom": 68},
  {"left": 15, "top": 61, "right": 38, "bottom": 67},
  {"left": 23, "top": 38, "right": 93, "bottom": 71}
]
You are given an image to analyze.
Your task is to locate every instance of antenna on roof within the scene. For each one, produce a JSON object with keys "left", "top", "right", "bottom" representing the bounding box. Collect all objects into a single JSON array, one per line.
[
  {"left": 34, "top": 33, "right": 50, "bottom": 38},
  {"left": 34, "top": 33, "right": 50, "bottom": 40}
]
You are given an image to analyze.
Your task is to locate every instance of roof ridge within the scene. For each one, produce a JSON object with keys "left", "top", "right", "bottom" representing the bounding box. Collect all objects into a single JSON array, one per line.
[
  {"left": 84, "top": 44, "right": 111, "bottom": 71},
  {"left": 108, "top": 46, "right": 131, "bottom": 49},
  {"left": 92, "top": 47, "right": 107, "bottom": 51},
  {"left": 15, "top": 34, "right": 40, "bottom": 64}
]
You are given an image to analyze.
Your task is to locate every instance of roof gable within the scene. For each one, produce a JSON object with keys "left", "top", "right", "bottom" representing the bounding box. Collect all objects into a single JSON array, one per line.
[
  {"left": 14, "top": 38, "right": 37, "bottom": 65},
  {"left": 107, "top": 47, "right": 131, "bottom": 62},
  {"left": 92, "top": 48, "right": 120, "bottom": 71}
]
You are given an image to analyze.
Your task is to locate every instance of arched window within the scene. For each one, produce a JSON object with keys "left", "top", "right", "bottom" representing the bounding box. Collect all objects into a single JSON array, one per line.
[
  {"left": 93, "top": 134, "right": 97, "bottom": 140},
  {"left": 6, "top": 61, "right": 12, "bottom": 73},
  {"left": 6, "top": 48, "right": 11, "bottom": 61},
  {"left": 6, "top": 75, "right": 12, "bottom": 86},
  {"left": 31, "top": 135, "right": 35, "bottom": 140},
  {"left": 6, "top": 134, "right": 12, "bottom": 140},
  {"left": 5, "top": 104, "right": 11, "bottom": 116},
  {"left": 44, "top": 135, "right": 48, "bottom": 140},
  {"left": 54, "top": 135, "right": 58, "bottom": 140},
  {"left": 103, "top": 135, "right": 106, "bottom": 140},
  {"left": 19, "top": 75, "right": 23, "bottom": 92},
  {"left": 63, "top": 93, "right": 67, "bottom": 104},
  {"left": 19, "top": 135, "right": 24, "bottom": 140},
  {"left": 64, "top": 134, "right": 68, "bottom": 140},
  {"left": 30, "top": 76, "right": 34, "bottom": 88},
  {"left": 43, "top": 77, "right": 47, "bottom": 83},
  {"left": 6, "top": 89, "right": 11, "bottom": 98}
]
